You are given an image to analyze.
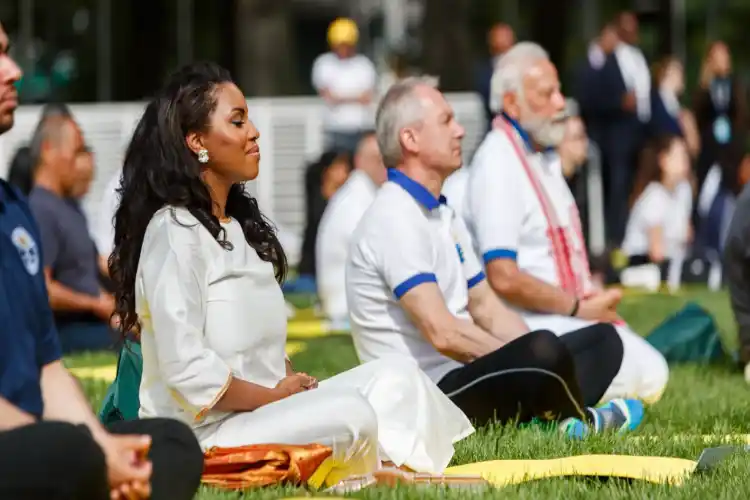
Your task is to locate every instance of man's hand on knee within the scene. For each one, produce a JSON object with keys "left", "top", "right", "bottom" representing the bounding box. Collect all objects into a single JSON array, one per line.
[{"left": 576, "top": 289, "right": 622, "bottom": 323}]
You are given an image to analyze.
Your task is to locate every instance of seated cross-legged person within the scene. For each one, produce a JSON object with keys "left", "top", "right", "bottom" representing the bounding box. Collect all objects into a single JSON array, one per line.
[
  {"left": 28, "top": 114, "right": 117, "bottom": 354},
  {"left": 347, "top": 77, "right": 644, "bottom": 437},
  {"left": 316, "top": 131, "right": 387, "bottom": 328},
  {"left": 460, "top": 43, "right": 669, "bottom": 405},
  {"left": 108, "top": 62, "right": 473, "bottom": 475}
]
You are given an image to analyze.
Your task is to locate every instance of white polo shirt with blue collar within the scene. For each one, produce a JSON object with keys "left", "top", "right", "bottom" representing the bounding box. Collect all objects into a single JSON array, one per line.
[{"left": 346, "top": 169, "right": 485, "bottom": 383}]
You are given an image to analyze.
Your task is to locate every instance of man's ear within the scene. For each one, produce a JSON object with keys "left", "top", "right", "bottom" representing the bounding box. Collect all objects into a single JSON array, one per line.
[
  {"left": 399, "top": 127, "right": 418, "bottom": 157},
  {"left": 185, "top": 132, "right": 204, "bottom": 156},
  {"left": 502, "top": 91, "right": 519, "bottom": 117}
]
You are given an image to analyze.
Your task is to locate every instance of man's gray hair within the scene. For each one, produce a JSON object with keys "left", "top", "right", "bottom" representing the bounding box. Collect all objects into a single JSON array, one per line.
[
  {"left": 375, "top": 76, "right": 439, "bottom": 169},
  {"left": 489, "top": 42, "right": 549, "bottom": 113}
]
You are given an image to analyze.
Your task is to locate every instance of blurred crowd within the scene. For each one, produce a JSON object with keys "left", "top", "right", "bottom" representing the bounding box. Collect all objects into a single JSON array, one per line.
[
  {"left": 289, "top": 11, "right": 750, "bottom": 302},
  {"left": 474, "top": 13, "right": 749, "bottom": 292}
]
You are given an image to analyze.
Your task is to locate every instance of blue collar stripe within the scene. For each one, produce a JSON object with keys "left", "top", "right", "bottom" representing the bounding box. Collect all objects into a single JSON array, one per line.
[
  {"left": 387, "top": 169, "right": 446, "bottom": 211},
  {"left": 501, "top": 112, "right": 534, "bottom": 152}
]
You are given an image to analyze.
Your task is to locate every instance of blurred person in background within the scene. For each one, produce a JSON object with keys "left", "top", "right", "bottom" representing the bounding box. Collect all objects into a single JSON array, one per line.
[
  {"left": 609, "top": 12, "right": 650, "bottom": 247},
  {"left": 578, "top": 18, "right": 646, "bottom": 247},
  {"left": 576, "top": 23, "right": 618, "bottom": 170},
  {"left": 724, "top": 178, "right": 750, "bottom": 383},
  {"left": 6, "top": 103, "right": 75, "bottom": 196},
  {"left": 288, "top": 150, "right": 352, "bottom": 295},
  {"left": 0, "top": 22, "right": 204, "bottom": 500},
  {"left": 70, "top": 146, "right": 95, "bottom": 200},
  {"left": 559, "top": 115, "right": 590, "bottom": 180},
  {"left": 558, "top": 115, "right": 591, "bottom": 252},
  {"left": 316, "top": 132, "right": 386, "bottom": 328},
  {"left": 70, "top": 147, "right": 115, "bottom": 293},
  {"left": 28, "top": 114, "right": 117, "bottom": 354},
  {"left": 7, "top": 145, "right": 34, "bottom": 195},
  {"left": 312, "top": 18, "right": 377, "bottom": 154},
  {"left": 693, "top": 41, "right": 747, "bottom": 258},
  {"left": 476, "top": 23, "right": 516, "bottom": 130},
  {"left": 648, "top": 56, "right": 700, "bottom": 157},
  {"left": 614, "top": 12, "right": 651, "bottom": 125},
  {"left": 620, "top": 135, "right": 693, "bottom": 289},
  {"left": 378, "top": 49, "right": 411, "bottom": 97},
  {"left": 649, "top": 56, "right": 700, "bottom": 158}
]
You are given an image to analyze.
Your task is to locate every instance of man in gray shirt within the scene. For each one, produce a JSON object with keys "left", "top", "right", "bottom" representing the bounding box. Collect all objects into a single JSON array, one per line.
[
  {"left": 724, "top": 182, "right": 750, "bottom": 382},
  {"left": 28, "top": 114, "right": 116, "bottom": 353}
]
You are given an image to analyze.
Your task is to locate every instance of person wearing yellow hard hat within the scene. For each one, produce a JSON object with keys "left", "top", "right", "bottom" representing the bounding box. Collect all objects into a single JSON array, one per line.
[
  {"left": 312, "top": 17, "right": 377, "bottom": 154},
  {"left": 327, "top": 17, "right": 359, "bottom": 58}
]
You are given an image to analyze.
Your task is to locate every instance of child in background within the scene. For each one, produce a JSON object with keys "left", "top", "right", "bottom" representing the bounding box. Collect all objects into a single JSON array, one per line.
[{"left": 620, "top": 135, "right": 693, "bottom": 289}]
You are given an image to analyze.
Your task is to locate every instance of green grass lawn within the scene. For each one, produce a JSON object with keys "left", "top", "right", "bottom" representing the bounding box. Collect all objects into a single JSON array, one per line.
[{"left": 69, "top": 288, "right": 750, "bottom": 499}]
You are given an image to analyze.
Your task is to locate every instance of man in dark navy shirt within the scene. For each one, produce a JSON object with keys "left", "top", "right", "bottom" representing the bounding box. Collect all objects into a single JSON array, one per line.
[{"left": 0, "top": 23, "right": 202, "bottom": 500}]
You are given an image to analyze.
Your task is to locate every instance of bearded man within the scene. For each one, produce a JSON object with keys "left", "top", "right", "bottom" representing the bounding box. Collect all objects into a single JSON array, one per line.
[{"left": 454, "top": 42, "right": 669, "bottom": 405}]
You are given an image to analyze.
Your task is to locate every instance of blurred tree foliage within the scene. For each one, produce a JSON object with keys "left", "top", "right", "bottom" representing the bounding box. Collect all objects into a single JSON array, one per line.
[{"left": 6, "top": 0, "right": 750, "bottom": 101}]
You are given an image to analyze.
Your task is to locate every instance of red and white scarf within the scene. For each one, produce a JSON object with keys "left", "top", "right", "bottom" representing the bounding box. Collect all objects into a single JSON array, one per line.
[{"left": 494, "top": 117, "right": 593, "bottom": 298}]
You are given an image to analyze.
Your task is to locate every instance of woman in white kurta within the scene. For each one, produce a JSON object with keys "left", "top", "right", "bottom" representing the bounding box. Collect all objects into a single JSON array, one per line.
[{"left": 108, "top": 62, "right": 472, "bottom": 476}]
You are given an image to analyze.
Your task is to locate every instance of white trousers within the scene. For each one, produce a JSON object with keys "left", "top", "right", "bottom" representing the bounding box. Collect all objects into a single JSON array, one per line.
[
  {"left": 195, "top": 357, "right": 473, "bottom": 474},
  {"left": 524, "top": 314, "right": 669, "bottom": 405}
]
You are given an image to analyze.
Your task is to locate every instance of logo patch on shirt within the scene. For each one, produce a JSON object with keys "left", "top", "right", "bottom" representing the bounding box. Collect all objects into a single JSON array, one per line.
[
  {"left": 456, "top": 243, "right": 465, "bottom": 263},
  {"left": 11, "top": 226, "right": 40, "bottom": 276}
]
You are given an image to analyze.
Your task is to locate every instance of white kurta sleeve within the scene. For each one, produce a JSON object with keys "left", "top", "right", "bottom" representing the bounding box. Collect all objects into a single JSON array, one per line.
[
  {"left": 452, "top": 213, "right": 485, "bottom": 289},
  {"left": 467, "top": 134, "right": 525, "bottom": 265},
  {"left": 139, "top": 216, "right": 232, "bottom": 422},
  {"left": 373, "top": 211, "right": 436, "bottom": 299}
]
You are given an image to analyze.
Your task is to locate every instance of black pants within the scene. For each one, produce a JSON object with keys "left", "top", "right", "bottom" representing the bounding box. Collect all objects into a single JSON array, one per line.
[
  {"left": 0, "top": 418, "right": 203, "bottom": 500},
  {"left": 437, "top": 324, "right": 623, "bottom": 426}
]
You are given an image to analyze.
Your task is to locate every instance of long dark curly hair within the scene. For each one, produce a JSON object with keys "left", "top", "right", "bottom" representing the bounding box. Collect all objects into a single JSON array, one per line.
[{"left": 109, "top": 61, "right": 287, "bottom": 336}]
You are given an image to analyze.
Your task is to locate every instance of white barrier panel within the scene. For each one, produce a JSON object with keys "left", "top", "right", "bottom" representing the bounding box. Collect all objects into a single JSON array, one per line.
[{"left": 0, "top": 94, "right": 606, "bottom": 259}]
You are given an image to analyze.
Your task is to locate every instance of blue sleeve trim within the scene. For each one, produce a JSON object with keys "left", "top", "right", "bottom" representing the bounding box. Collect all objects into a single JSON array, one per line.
[
  {"left": 483, "top": 248, "right": 518, "bottom": 263},
  {"left": 467, "top": 271, "right": 485, "bottom": 289},
  {"left": 393, "top": 273, "right": 438, "bottom": 299}
]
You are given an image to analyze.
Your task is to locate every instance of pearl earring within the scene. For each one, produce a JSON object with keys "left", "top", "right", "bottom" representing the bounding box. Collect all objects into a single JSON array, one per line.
[{"left": 198, "top": 149, "right": 209, "bottom": 164}]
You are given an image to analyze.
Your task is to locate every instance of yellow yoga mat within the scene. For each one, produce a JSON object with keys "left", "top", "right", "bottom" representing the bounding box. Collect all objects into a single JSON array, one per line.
[
  {"left": 444, "top": 454, "right": 698, "bottom": 486},
  {"left": 69, "top": 341, "right": 309, "bottom": 383},
  {"left": 287, "top": 320, "right": 338, "bottom": 338},
  {"left": 70, "top": 365, "right": 117, "bottom": 382}
]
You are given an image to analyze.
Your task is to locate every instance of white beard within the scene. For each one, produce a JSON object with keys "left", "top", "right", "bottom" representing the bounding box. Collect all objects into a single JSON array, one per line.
[{"left": 519, "top": 107, "right": 567, "bottom": 148}]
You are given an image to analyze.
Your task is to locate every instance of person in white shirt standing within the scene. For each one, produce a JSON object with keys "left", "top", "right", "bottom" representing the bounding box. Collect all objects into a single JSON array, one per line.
[
  {"left": 348, "top": 77, "right": 645, "bottom": 438},
  {"left": 614, "top": 12, "right": 651, "bottom": 125},
  {"left": 460, "top": 42, "right": 669, "bottom": 405},
  {"left": 312, "top": 18, "right": 377, "bottom": 154},
  {"left": 316, "top": 132, "right": 386, "bottom": 328}
]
